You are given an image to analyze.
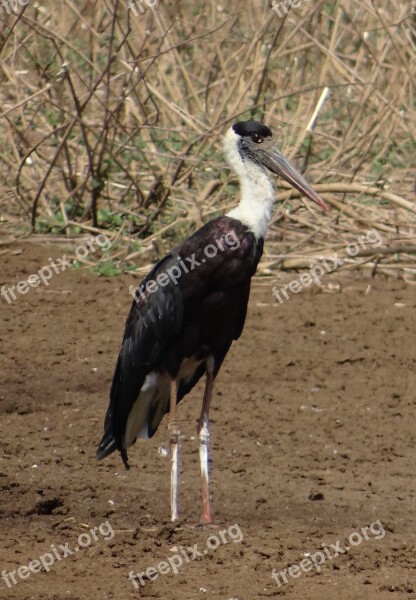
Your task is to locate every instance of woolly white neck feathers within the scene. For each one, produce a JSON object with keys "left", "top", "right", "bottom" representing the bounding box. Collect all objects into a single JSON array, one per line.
[{"left": 224, "top": 128, "right": 274, "bottom": 240}]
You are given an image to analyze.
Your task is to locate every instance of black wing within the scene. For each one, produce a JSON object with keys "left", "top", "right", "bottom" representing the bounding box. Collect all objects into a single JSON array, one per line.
[{"left": 96, "top": 254, "right": 184, "bottom": 464}]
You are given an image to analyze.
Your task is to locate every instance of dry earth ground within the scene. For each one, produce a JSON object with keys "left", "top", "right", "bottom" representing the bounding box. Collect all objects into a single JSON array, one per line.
[{"left": 0, "top": 243, "right": 415, "bottom": 600}]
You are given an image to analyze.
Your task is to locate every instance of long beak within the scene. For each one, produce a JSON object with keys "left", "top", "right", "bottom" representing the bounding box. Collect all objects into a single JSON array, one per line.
[{"left": 260, "top": 147, "right": 328, "bottom": 211}]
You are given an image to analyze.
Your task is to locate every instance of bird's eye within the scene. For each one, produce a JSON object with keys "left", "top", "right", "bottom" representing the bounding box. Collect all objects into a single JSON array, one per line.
[{"left": 251, "top": 134, "right": 263, "bottom": 144}]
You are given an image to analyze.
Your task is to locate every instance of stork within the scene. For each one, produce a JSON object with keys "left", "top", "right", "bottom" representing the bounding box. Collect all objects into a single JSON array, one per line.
[{"left": 96, "top": 120, "right": 327, "bottom": 524}]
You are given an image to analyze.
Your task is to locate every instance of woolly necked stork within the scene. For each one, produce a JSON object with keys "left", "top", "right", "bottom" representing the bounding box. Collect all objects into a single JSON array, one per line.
[{"left": 96, "top": 120, "right": 327, "bottom": 524}]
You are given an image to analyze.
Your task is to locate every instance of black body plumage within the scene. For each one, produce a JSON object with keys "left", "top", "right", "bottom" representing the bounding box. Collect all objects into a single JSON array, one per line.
[{"left": 97, "top": 216, "right": 263, "bottom": 467}]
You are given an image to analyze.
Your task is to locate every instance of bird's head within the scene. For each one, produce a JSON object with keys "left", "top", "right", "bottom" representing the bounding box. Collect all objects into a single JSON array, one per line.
[{"left": 224, "top": 119, "right": 328, "bottom": 211}]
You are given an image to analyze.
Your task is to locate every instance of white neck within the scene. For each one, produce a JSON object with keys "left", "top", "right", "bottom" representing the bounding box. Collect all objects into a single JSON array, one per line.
[{"left": 224, "top": 129, "right": 274, "bottom": 239}]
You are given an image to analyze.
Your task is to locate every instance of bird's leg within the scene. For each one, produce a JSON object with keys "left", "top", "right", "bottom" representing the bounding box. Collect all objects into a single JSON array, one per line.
[
  {"left": 168, "top": 379, "right": 180, "bottom": 522},
  {"left": 197, "top": 356, "right": 215, "bottom": 525}
]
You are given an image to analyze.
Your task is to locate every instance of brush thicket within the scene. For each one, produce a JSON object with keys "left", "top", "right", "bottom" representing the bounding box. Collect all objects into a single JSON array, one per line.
[{"left": 0, "top": 1, "right": 414, "bottom": 281}]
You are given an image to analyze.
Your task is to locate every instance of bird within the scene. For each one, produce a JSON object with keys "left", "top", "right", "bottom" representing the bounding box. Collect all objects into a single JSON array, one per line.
[{"left": 96, "top": 119, "right": 328, "bottom": 524}]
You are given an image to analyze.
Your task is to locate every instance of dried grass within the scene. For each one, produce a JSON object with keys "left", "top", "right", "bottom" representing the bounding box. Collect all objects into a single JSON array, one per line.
[{"left": 0, "top": 0, "right": 414, "bottom": 279}]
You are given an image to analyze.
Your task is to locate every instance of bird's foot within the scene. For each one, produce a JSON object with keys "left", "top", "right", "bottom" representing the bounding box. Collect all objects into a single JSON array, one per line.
[{"left": 187, "top": 521, "right": 221, "bottom": 530}]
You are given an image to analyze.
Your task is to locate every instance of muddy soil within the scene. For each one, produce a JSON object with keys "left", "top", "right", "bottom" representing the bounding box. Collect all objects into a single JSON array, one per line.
[{"left": 0, "top": 243, "right": 415, "bottom": 600}]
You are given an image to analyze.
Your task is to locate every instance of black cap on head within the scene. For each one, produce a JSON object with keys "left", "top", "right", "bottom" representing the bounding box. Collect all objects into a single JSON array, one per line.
[{"left": 232, "top": 120, "right": 272, "bottom": 138}]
